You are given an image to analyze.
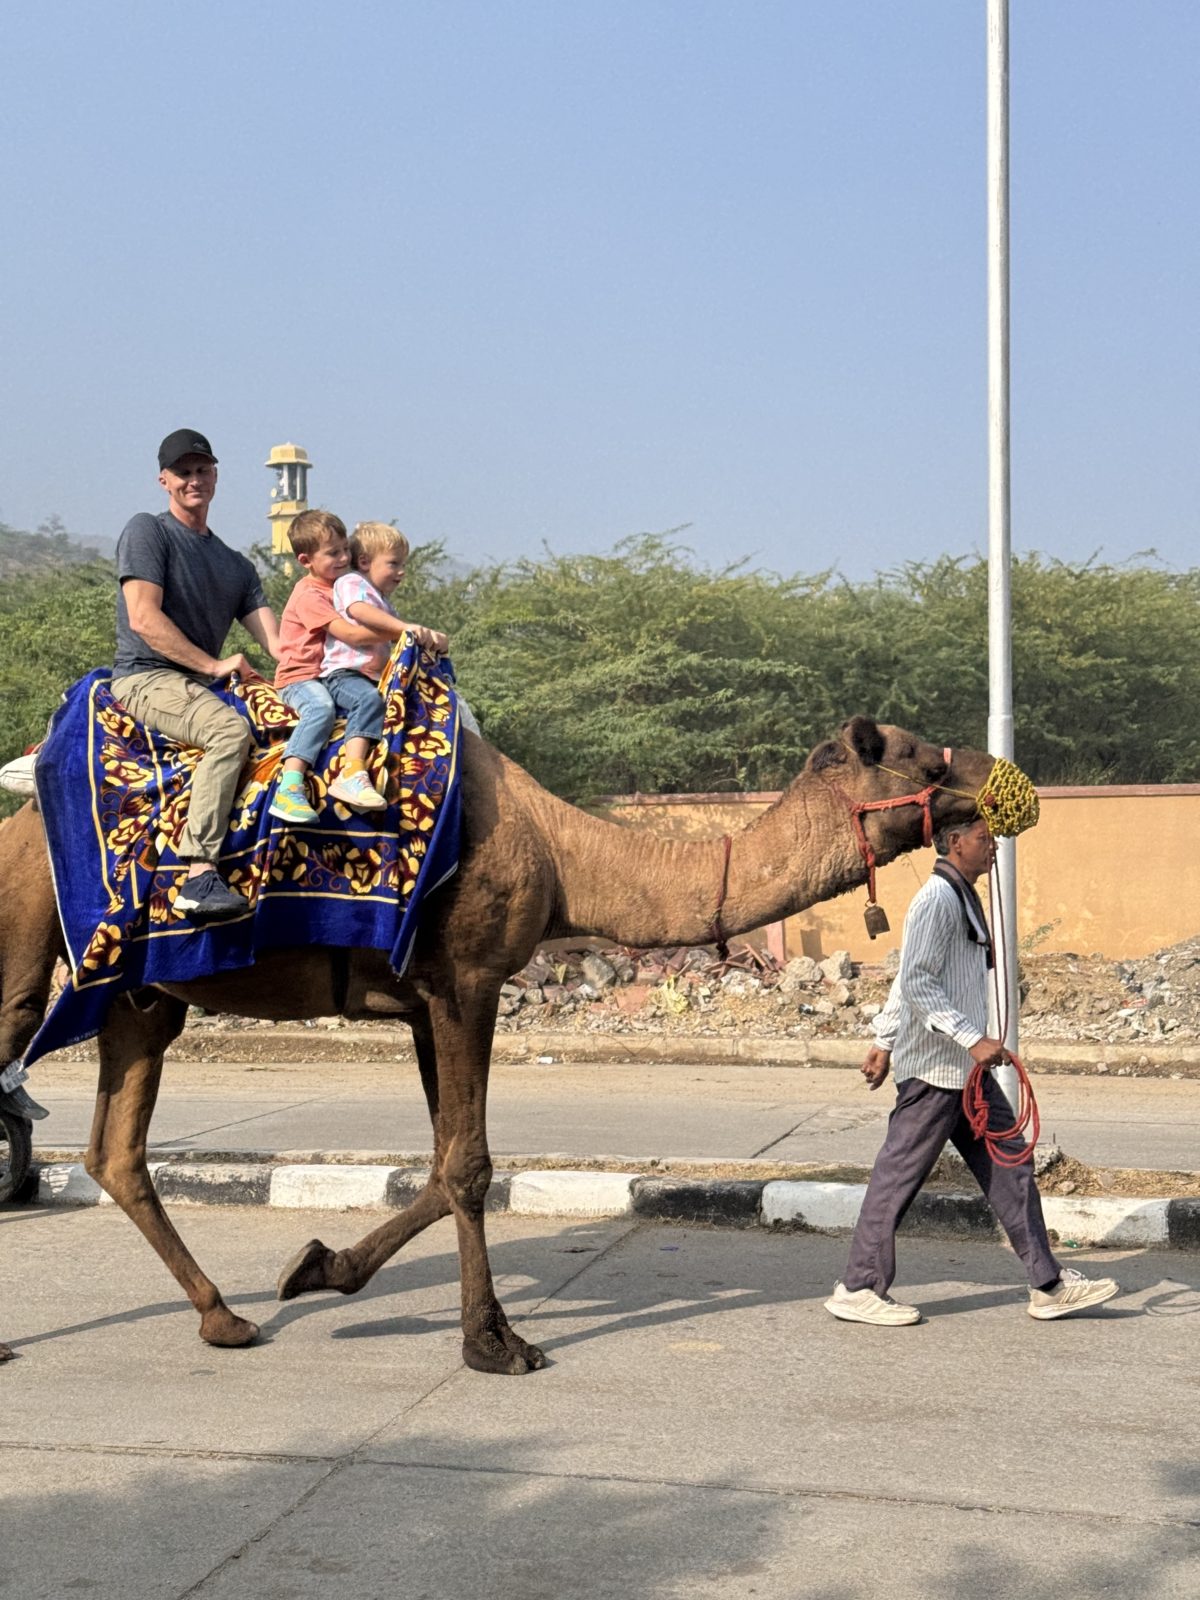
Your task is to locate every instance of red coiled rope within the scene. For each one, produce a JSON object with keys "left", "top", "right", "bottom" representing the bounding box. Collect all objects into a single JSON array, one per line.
[{"left": 961, "top": 856, "right": 1040, "bottom": 1166}]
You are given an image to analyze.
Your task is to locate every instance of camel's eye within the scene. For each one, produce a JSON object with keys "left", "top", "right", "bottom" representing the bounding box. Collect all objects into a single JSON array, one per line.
[{"left": 896, "top": 741, "right": 915, "bottom": 762}]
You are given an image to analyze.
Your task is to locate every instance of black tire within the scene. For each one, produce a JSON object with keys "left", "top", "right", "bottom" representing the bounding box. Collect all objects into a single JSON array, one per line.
[{"left": 0, "top": 1111, "right": 33, "bottom": 1205}]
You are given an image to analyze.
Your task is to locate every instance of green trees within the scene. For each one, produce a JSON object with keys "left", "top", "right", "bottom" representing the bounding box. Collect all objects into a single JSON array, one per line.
[
  {"left": 0, "top": 562, "right": 115, "bottom": 804},
  {"left": 1, "top": 527, "right": 1196, "bottom": 815},
  {"left": 443, "top": 539, "right": 1200, "bottom": 796}
]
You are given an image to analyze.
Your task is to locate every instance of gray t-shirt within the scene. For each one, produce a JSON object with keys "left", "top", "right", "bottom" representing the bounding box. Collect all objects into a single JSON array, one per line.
[{"left": 114, "top": 511, "right": 268, "bottom": 678}]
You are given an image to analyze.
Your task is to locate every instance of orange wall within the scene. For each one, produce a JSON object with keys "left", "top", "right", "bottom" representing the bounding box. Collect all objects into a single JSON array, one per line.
[{"left": 595, "top": 787, "right": 1200, "bottom": 962}]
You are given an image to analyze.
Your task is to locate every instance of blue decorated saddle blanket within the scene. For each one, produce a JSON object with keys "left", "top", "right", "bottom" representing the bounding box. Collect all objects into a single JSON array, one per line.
[{"left": 26, "top": 641, "right": 462, "bottom": 1066}]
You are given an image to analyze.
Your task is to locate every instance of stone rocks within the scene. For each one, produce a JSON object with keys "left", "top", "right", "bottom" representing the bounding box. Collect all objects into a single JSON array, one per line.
[
  {"left": 581, "top": 953, "right": 617, "bottom": 991},
  {"left": 819, "top": 950, "right": 855, "bottom": 983},
  {"left": 1033, "top": 1143, "right": 1064, "bottom": 1177},
  {"left": 779, "top": 956, "right": 822, "bottom": 993}
]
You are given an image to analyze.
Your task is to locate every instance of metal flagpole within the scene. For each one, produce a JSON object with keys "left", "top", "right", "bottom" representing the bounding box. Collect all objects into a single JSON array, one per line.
[{"left": 987, "top": 0, "right": 1020, "bottom": 1108}]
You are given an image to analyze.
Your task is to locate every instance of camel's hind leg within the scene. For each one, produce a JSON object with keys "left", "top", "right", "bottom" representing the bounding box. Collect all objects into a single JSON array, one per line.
[
  {"left": 277, "top": 1005, "right": 453, "bottom": 1300},
  {"left": 87, "top": 993, "right": 258, "bottom": 1348}
]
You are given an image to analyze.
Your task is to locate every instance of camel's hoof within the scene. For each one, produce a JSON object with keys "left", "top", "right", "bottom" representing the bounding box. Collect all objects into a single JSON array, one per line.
[
  {"left": 462, "top": 1331, "right": 547, "bottom": 1375},
  {"left": 199, "top": 1308, "right": 259, "bottom": 1348},
  {"left": 0, "top": 1342, "right": 15, "bottom": 1363},
  {"left": 277, "top": 1238, "right": 338, "bottom": 1301}
]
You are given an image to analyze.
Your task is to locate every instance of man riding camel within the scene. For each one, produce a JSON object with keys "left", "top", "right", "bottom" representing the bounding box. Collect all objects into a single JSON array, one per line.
[{"left": 111, "top": 428, "right": 280, "bottom": 923}]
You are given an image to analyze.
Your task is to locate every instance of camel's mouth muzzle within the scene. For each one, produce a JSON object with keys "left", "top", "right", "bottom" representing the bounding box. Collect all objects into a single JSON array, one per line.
[{"left": 936, "top": 755, "right": 1040, "bottom": 838}]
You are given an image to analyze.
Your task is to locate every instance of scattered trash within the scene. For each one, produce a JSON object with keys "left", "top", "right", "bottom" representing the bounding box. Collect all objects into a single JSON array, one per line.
[{"left": 536, "top": 1054, "right": 556, "bottom": 1064}]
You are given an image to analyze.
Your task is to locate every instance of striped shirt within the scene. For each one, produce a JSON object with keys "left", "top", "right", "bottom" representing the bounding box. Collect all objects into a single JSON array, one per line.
[{"left": 872, "top": 872, "right": 989, "bottom": 1090}]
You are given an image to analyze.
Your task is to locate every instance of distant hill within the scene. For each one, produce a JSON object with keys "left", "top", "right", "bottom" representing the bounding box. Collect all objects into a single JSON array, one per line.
[{"left": 0, "top": 518, "right": 115, "bottom": 580}]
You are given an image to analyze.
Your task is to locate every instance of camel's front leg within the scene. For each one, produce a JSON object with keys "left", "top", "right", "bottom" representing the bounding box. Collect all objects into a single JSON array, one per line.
[
  {"left": 428, "top": 988, "right": 546, "bottom": 1375},
  {"left": 88, "top": 994, "right": 258, "bottom": 1348},
  {"left": 277, "top": 1006, "right": 453, "bottom": 1300}
]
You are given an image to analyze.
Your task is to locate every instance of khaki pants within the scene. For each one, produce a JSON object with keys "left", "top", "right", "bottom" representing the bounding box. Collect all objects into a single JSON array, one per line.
[{"left": 112, "top": 668, "right": 252, "bottom": 865}]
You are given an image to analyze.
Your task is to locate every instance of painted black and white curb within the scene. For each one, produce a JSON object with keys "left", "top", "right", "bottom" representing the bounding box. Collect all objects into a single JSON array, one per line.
[{"left": 31, "top": 1161, "right": 1200, "bottom": 1251}]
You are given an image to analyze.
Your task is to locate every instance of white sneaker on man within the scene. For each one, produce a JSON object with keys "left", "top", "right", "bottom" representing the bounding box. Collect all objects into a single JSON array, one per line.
[
  {"left": 1028, "top": 1267, "right": 1119, "bottom": 1320},
  {"left": 0, "top": 750, "right": 38, "bottom": 796},
  {"left": 823, "top": 1282, "right": 921, "bottom": 1326}
]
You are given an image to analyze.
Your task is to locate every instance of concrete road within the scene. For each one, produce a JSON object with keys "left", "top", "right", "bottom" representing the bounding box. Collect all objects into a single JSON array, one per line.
[
  {"left": 2, "top": 1204, "right": 1198, "bottom": 1598},
  {"left": 26, "top": 1055, "right": 1200, "bottom": 1172}
]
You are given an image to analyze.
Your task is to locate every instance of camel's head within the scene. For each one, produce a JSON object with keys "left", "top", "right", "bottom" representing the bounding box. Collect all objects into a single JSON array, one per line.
[{"left": 805, "top": 716, "right": 1013, "bottom": 863}]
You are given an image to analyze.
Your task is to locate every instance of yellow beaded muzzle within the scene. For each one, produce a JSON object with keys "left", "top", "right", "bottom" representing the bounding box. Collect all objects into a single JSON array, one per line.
[{"left": 976, "top": 757, "right": 1040, "bottom": 837}]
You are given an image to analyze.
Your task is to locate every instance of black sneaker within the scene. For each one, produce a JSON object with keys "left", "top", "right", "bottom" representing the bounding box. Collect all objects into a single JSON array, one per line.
[{"left": 175, "top": 869, "right": 246, "bottom": 924}]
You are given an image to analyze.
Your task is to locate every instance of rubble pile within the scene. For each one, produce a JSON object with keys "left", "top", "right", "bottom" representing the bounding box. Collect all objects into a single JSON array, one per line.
[
  {"left": 1020, "top": 935, "right": 1200, "bottom": 1044},
  {"left": 495, "top": 943, "right": 897, "bottom": 1039},
  {"left": 494, "top": 936, "right": 1200, "bottom": 1046}
]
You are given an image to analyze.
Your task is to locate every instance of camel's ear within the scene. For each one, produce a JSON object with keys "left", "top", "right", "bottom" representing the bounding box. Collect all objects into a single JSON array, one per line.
[
  {"left": 807, "top": 739, "right": 847, "bottom": 773},
  {"left": 841, "top": 716, "right": 886, "bottom": 768}
]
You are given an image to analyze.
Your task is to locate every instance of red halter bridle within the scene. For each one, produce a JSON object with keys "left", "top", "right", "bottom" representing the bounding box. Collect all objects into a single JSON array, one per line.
[{"left": 827, "top": 745, "right": 954, "bottom": 905}]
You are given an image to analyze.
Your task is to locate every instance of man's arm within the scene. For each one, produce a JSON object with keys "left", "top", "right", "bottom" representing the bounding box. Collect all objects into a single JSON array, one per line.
[
  {"left": 859, "top": 973, "right": 903, "bottom": 1089},
  {"left": 872, "top": 973, "right": 904, "bottom": 1053},
  {"left": 239, "top": 605, "right": 280, "bottom": 661},
  {"left": 122, "top": 579, "right": 256, "bottom": 680}
]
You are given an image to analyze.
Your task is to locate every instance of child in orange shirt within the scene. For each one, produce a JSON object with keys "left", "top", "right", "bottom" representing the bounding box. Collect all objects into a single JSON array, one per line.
[{"left": 271, "top": 510, "right": 390, "bottom": 824}]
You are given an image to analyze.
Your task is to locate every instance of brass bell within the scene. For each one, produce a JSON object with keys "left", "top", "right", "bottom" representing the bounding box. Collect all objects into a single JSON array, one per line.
[{"left": 863, "top": 901, "right": 890, "bottom": 939}]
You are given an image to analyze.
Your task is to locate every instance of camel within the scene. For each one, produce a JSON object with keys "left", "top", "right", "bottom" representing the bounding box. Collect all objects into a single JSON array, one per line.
[{"left": 0, "top": 716, "right": 995, "bottom": 1374}]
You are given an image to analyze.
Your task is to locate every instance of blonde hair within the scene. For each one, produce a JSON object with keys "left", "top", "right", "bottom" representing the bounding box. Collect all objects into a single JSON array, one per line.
[
  {"left": 350, "top": 521, "right": 409, "bottom": 569},
  {"left": 287, "top": 509, "right": 346, "bottom": 558}
]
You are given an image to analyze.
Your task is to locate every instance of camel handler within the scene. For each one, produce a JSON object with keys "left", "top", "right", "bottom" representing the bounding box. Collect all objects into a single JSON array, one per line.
[
  {"left": 824, "top": 814, "right": 1119, "bottom": 1327},
  {"left": 112, "top": 429, "right": 280, "bottom": 925}
]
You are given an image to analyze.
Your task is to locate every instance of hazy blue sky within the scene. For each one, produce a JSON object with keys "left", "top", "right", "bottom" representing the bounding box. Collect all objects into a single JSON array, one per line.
[{"left": 2, "top": 2, "right": 1196, "bottom": 578}]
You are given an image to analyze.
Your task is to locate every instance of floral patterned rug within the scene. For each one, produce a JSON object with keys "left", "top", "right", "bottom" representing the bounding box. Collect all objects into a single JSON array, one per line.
[{"left": 26, "top": 640, "right": 462, "bottom": 1066}]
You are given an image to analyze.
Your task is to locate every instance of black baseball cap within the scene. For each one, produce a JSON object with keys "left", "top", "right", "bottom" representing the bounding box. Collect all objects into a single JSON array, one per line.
[{"left": 158, "top": 429, "right": 218, "bottom": 471}]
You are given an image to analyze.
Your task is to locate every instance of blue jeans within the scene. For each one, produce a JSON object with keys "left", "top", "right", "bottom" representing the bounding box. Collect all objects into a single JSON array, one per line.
[
  {"left": 279, "top": 680, "right": 337, "bottom": 769},
  {"left": 324, "top": 669, "right": 385, "bottom": 743}
]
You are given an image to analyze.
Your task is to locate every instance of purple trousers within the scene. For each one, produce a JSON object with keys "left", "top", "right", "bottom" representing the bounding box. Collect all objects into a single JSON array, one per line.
[{"left": 842, "top": 1073, "right": 1060, "bottom": 1295}]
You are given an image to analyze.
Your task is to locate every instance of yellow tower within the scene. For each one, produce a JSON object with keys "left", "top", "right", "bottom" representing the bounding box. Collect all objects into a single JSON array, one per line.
[{"left": 266, "top": 443, "right": 312, "bottom": 554}]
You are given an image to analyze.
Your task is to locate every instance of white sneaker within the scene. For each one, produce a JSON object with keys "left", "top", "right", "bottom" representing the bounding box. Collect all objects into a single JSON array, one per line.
[
  {"left": 0, "top": 750, "right": 37, "bottom": 797},
  {"left": 1028, "top": 1267, "right": 1119, "bottom": 1320},
  {"left": 824, "top": 1282, "right": 921, "bottom": 1326}
]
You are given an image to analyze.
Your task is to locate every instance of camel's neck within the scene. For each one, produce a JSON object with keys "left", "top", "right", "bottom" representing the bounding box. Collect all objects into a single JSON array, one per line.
[{"left": 539, "top": 774, "right": 866, "bottom": 947}]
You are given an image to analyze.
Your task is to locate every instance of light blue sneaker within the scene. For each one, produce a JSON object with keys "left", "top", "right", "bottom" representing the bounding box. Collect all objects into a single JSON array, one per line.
[{"left": 269, "top": 779, "right": 320, "bottom": 826}]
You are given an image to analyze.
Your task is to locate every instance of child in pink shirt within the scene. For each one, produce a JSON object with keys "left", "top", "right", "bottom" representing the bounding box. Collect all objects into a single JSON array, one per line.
[{"left": 325, "top": 522, "right": 447, "bottom": 676}]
